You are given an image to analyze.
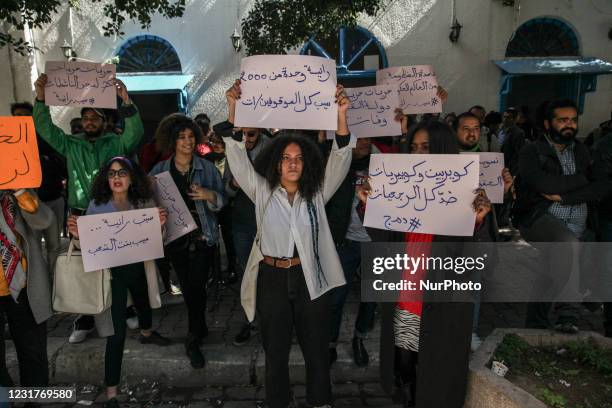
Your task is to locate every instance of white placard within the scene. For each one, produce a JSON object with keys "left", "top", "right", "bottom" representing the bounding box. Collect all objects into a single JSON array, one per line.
[
  {"left": 77, "top": 208, "right": 164, "bottom": 272},
  {"left": 345, "top": 85, "right": 401, "bottom": 138},
  {"left": 376, "top": 65, "right": 441, "bottom": 114},
  {"left": 235, "top": 55, "right": 338, "bottom": 130},
  {"left": 363, "top": 154, "right": 479, "bottom": 236},
  {"left": 45, "top": 61, "right": 117, "bottom": 108},
  {"left": 153, "top": 171, "right": 198, "bottom": 244},
  {"left": 462, "top": 152, "right": 505, "bottom": 204}
]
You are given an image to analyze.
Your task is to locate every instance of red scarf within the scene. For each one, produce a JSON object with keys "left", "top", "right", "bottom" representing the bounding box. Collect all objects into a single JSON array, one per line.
[
  {"left": 397, "top": 232, "right": 434, "bottom": 317},
  {"left": 0, "top": 193, "right": 22, "bottom": 291}
]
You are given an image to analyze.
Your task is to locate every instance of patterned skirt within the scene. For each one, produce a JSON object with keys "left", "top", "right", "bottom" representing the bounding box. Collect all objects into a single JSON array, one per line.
[{"left": 393, "top": 306, "right": 421, "bottom": 352}]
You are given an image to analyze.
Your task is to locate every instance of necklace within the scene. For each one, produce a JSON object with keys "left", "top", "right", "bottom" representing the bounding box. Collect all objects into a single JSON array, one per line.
[{"left": 174, "top": 157, "right": 191, "bottom": 175}]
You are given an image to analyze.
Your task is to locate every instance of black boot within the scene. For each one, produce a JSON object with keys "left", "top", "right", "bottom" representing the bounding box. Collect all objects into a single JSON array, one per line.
[
  {"left": 394, "top": 347, "right": 417, "bottom": 408},
  {"left": 185, "top": 334, "right": 205, "bottom": 368}
]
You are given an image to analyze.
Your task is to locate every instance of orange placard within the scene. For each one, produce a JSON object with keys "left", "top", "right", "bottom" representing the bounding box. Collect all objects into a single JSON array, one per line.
[{"left": 0, "top": 116, "right": 42, "bottom": 190}]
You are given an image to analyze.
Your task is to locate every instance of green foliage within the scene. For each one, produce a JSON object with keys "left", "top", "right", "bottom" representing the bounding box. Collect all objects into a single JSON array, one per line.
[
  {"left": 536, "top": 388, "right": 567, "bottom": 408},
  {"left": 241, "top": 0, "right": 385, "bottom": 55},
  {"left": 565, "top": 340, "right": 612, "bottom": 377},
  {"left": 1, "top": 0, "right": 185, "bottom": 55},
  {"left": 492, "top": 333, "right": 531, "bottom": 370}
]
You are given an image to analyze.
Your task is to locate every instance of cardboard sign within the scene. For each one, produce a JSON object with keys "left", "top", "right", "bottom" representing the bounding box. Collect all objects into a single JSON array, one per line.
[
  {"left": 0, "top": 116, "right": 42, "bottom": 189},
  {"left": 152, "top": 172, "right": 198, "bottom": 244},
  {"left": 344, "top": 85, "right": 402, "bottom": 138},
  {"left": 462, "top": 152, "right": 505, "bottom": 204},
  {"left": 235, "top": 55, "right": 338, "bottom": 130},
  {"left": 363, "top": 154, "right": 479, "bottom": 236},
  {"left": 45, "top": 61, "right": 117, "bottom": 108},
  {"left": 376, "top": 65, "right": 441, "bottom": 114},
  {"left": 77, "top": 208, "right": 164, "bottom": 272}
]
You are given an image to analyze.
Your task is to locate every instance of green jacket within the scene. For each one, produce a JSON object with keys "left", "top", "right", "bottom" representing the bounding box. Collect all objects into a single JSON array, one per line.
[{"left": 33, "top": 100, "right": 144, "bottom": 209}]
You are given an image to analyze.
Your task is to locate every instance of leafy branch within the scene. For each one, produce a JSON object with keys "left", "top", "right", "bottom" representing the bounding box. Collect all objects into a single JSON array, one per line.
[{"left": 241, "top": 0, "right": 384, "bottom": 56}]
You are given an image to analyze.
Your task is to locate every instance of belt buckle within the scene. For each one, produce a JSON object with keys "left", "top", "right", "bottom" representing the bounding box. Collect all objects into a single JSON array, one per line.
[{"left": 279, "top": 257, "right": 292, "bottom": 269}]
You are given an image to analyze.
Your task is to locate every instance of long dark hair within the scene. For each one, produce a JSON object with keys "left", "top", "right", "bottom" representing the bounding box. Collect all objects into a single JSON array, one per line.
[
  {"left": 155, "top": 113, "right": 203, "bottom": 154},
  {"left": 253, "top": 132, "right": 324, "bottom": 201},
  {"left": 90, "top": 156, "right": 153, "bottom": 206},
  {"left": 406, "top": 119, "right": 459, "bottom": 154}
]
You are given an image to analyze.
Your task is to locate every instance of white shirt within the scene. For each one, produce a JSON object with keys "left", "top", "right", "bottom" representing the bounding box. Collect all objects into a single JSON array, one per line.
[
  {"left": 224, "top": 135, "right": 353, "bottom": 321},
  {"left": 260, "top": 186, "right": 298, "bottom": 258}
]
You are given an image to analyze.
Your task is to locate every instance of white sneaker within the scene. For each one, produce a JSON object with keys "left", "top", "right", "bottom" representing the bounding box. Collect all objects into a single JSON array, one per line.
[
  {"left": 126, "top": 316, "right": 139, "bottom": 330},
  {"left": 471, "top": 332, "right": 483, "bottom": 352},
  {"left": 68, "top": 327, "right": 94, "bottom": 344}
]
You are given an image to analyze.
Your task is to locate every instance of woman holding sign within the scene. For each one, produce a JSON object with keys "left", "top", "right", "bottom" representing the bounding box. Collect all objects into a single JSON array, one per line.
[
  {"left": 358, "top": 120, "right": 494, "bottom": 408},
  {"left": 215, "top": 79, "right": 352, "bottom": 408},
  {"left": 149, "top": 114, "right": 225, "bottom": 369},
  {"left": 68, "top": 157, "right": 171, "bottom": 408}
]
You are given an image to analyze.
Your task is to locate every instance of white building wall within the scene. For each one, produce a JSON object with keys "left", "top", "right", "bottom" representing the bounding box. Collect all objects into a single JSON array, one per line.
[{"left": 1, "top": 0, "right": 610, "bottom": 133}]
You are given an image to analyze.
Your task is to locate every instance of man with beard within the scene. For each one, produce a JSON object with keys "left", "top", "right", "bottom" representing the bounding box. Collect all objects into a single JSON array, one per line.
[
  {"left": 513, "top": 99, "right": 610, "bottom": 333},
  {"left": 32, "top": 73, "right": 144, "bottom": 343}
]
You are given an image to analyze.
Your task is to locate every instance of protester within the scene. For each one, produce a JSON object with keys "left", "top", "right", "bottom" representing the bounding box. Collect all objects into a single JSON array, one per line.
[
  {"left": 517, "top": 106, "right": 536, "bottom": 141},
  {"left": 194, "top": 113, "right": 212, "bottom": 156},
  {"left": 149, "top": 114, "right": 225, "bottom": 369},
  {"left": 217, "top": 79, "right": 351, "bottom": 408},
  {"left": 499, "top": 107, "right": 526, "bottom": 174},
  {"left": 513, "top": 99, "right": 610, "bottom": 333},
  {"left": 67, "top": 157, "right": 171, "bottom": 408},
  {"left": 443, "top": 112, "right": 457, "bottom": 127},
  {"left": 453, "top": 111, "right": 512, "bottom": 350},
  {"left": 0, "top": 189, "right": 53, "bottom": 388},
  {"left": 358, "top": 120, "right": 493, "bottom": 408},
  {"left": 33, "top": 73, "right": 144, "bottom": 344},
  {"left": 483, "top": 110, "right": 503, "bottom": 152},
  {"left": 592, "top": 127, "right": 612, "bottom": 338},
  {"left": 212, "top": 125, "right": 270, "bottom": 346},
  {"left": 11, "top": 102, "right": 67, "bottom": 274},
  {"left": 326, "top": 137, "right": 379, "bottom": 367},
  {"left": 204, "top": 133, "right": 236, "bottom": 283}
]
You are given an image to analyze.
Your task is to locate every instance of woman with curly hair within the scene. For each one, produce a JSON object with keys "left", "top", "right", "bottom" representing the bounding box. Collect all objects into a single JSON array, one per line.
[
  {"left": 213, "top": 79, "right": 352, "bottom": 408},
  {"left": 149, "top": 114, "right": 225, "bottom": 369},
  {"left": 67, "top": 156, "right": 171, "bottom": 408}
]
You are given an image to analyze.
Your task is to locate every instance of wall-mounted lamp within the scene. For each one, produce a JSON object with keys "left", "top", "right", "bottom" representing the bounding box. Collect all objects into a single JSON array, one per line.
[
  {"left": 61, "top": 40, "right": 76, "bottom": 60},
  {"left": 230, "top": 28, "right": 242, "bottom": 52},
  {"left": 502, "top": 0, "right": 515, "bottom": 6},
  {"left": 449, "top": 19, "right": 462, "bottom": 43}
]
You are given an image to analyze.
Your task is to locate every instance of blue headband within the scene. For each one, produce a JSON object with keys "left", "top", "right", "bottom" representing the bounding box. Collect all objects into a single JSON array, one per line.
[{"left": 107, "top": 156, "right": 133, "bottom": 169}]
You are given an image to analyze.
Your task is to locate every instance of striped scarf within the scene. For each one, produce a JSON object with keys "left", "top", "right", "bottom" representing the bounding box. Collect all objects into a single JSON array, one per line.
[{"left": 0, "top": 193, "right": 26, "bottom": 300}]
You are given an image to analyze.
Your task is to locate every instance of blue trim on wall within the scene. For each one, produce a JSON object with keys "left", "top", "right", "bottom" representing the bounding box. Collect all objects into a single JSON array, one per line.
[{"left": 300, "top": 26, "right": 388, "bottom": 79}]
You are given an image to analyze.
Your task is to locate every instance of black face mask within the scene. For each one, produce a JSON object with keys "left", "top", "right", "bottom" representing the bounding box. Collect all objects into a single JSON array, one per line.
[{"left": 548, "top": 125, "right": 577, "bottom": 146}]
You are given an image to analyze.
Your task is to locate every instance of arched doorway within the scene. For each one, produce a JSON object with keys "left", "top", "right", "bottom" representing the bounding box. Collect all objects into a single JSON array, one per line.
[
  {"left": 496, "top": 17, "right": 600, "bottom": 118},
  {"left": 115, "top": 35, "right": 192, "bottom": 142},
  {"left": 300, "top": 26, "right": 388, "bottom": 88}
]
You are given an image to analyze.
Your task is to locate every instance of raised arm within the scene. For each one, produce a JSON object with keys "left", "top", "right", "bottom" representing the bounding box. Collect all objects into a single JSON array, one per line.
[
  {"left": 33, "top": 73, "right": 70, "bottom": 155},
  {"left": 213, "top": 79, "right": 266, "bottom": 202},
  {"left": 113, "top": 79, "right": 144, "bottom": 154},
  {"left": 322, "top": 85, "right": 352, "bottom": 203}
]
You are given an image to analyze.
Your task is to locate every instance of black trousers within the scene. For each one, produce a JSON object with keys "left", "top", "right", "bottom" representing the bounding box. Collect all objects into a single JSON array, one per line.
[
  {"left": 257, "top": 263, "right": 331, "bottom": 408},
  {"left": 105, "top": 263, "right": 153, "bottom": 386},
  {"left": 167, "top": 241, "right": 214, "bottom": 339},
  {"left": 0, "top": 292, "right": 48, "bottom": 387}
]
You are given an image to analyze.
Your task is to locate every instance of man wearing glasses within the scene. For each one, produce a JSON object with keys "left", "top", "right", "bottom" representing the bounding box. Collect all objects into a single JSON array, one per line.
[{"left": 32, "top": 73, "right": 144, "bottom": 344}]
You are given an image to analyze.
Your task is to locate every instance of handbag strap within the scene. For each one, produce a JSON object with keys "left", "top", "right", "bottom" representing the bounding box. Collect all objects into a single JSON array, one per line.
[{"left": 66, "top": 239, "right": 76, "bottom": 260}]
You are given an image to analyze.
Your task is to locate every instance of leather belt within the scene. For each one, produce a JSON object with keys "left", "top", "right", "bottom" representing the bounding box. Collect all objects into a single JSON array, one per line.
[{"left": 262, "top": 255, "right": 301, "bottom": 269}]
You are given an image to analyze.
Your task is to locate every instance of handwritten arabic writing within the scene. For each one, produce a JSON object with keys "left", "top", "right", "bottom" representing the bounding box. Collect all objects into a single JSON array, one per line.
[
  {"left": 461, "top": 152, "right": 505, "bottom": 204},
  {"left": 45, "top": 61, "right": 117, "bottom": 109},
  {"left": 77, "top": 208, "right": 164, "bottom": 272},
  {"left": 0, "top": 116, "right": 42, "bottom": 189},
  {"left": 235, "top": 55, "right": 338, "bottom": 131},
  {"left": 152, "top": 172, "right": 197, "bottom": 244},
  {"left": 343, "top": 85, "right": 401, "bottom": 138},
  {"left": 239, "top": 64, "right": 332, "bottom": 84},
  {"left": 376, "top": 65, "right": 441, "bottom": 115},
  {"left": 363, "top": 154, "right": 479, "bottom": 236}
]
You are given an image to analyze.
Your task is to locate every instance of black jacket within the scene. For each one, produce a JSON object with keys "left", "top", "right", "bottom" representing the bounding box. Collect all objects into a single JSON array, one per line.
[
  {"left": 592, "top": 134, "right": 612, "bottom": 219},
  {"left": 512, "top": 136, "right": 611, "bottom": 228},
  {"left": 500, "top": 125, "right": 526, "bottom": 175}
]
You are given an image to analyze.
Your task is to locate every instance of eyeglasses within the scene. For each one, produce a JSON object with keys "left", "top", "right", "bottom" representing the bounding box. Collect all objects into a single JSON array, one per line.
[{"left": 107, "top": 169, "right": 129, "bottom": 179}]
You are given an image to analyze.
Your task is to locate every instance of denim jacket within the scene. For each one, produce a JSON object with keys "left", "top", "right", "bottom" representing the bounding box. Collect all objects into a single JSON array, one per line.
[{"left": 150, "top": 155, "right": 225, "bottom": 245}]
